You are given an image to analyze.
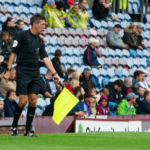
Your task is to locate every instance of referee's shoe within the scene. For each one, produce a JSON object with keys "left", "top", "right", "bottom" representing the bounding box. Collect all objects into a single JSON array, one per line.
[
  {"left": 11, "top": 127, "right": 19, "bottom": 136},
  {"left": 24, "top": 131, "right": 39, "bottom": 137}
]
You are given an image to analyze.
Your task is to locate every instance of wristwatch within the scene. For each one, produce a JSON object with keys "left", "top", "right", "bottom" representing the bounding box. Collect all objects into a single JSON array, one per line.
[
  {"left": 52, "top": 72, "right": 57, "bottom": 76},
  {"left": 6, "top": 68, "right": 11, "bottom": 71}
]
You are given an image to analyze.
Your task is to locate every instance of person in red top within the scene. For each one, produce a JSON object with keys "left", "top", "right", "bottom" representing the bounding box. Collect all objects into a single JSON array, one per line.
[{"left": 65, "top": 79, "right": 79, "bottom": 94}]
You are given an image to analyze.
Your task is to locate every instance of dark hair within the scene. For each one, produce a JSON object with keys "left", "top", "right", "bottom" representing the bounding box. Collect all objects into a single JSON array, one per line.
[
  {"left": 114, "top": 79, "right": 124, "bottom": 88},
  {"left": 68, "top": 69, "right": 76, "bottom": 75},
  {"left": 144, "top": 91, "right": 150, "bottom": 99},
  {"left": 6, "top": 17, "right": 13, "bottom": 24},
  {"left": 8, "top": 30, "right": 14, "bottom": 36},
  {"left": 4, "top": 55, "right": 10, "bottom": 62},
  {"left": 16, "top": 19, "right": 24, "bottom": 25},
  {"left": 114, "top": 24, "right": 122, "bottom": 29},
  {"left": 54, "top": 49, "right": 62, "bottom": 65},
  {"left": 0, "top": 31, "right": 9, "bottom": 38},
  {"left": 56, "top": 1, "right": 66, "bottom": 10},
  {"left": 134, "top": 70, "right": 144, "bottom": 79},
  {"left": 79, "top": 0, "right": 83, "bottom": 3},
  {"left": 80, "top": 81, "right": 93, "bottom": 92},
  {"left": 74, "top": 86, "right": 81, "bottom": 95},
  {"left": 30, "top": 14, "right": 46, "bottom": 26},
  {"left": 6, "top": 90, "right": 15, "bottom": 99}
]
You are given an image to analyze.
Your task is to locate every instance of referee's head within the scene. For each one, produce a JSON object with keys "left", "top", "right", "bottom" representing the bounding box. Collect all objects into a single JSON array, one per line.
[{"left": 30, "top": 14, "right": 46, "bottom": 35}]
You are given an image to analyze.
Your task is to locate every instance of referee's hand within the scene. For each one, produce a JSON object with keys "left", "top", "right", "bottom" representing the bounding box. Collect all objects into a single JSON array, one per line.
[
  {"left": 4, "top": 71, "right": 10, "bottom": 83},
  {"left": 53, "top": 73, "right": 61, "bottom": 83}
]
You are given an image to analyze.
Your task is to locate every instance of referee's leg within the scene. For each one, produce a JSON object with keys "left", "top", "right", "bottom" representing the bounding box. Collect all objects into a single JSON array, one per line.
[
  {"left": 25, "top": 94, "right": 37, "bottom": 134},
  {"left": 12, "top": 95, "right": 28, "bottom": 134}
]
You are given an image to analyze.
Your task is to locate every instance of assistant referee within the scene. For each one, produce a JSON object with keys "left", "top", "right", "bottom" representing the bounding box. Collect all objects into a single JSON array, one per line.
[{"left": 4, "top": 14, "right": 61, "bottom": 137}]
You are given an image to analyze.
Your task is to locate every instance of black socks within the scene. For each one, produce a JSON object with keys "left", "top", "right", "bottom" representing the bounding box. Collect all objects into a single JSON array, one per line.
[
  {"left": 12, "top": 104, "right": 23, "bottom": 128},
  {"left": 25, "top": 106, "right": 36, "bottom": 133}
]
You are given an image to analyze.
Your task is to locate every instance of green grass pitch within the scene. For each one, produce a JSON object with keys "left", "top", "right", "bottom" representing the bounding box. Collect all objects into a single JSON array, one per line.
[{"left": 0, "top": 132, "right": 149, "bottom": 150}]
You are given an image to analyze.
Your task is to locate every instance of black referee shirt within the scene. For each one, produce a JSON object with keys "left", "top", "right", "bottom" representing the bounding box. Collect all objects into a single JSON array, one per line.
[{"left": 12, "top": 29, "right": 48, "bottom": 68}]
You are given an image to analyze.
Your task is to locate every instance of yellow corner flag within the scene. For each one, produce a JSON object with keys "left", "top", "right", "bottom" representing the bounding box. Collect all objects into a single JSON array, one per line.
[{"left": 53, "top": 88, "right": 79, "bottom": 125}]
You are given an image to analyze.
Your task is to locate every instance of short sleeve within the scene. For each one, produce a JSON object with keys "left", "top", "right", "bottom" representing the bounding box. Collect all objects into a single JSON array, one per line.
[
  {"left": 11, "top": 32, "right": 23, "bottom": 54},
  {"left": 39, "top": 44, "right": 48, "bottom": 59}
]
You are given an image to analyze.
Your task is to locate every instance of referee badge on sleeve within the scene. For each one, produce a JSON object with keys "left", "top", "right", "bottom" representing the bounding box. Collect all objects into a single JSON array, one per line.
[{"left": 12, "top": 40, "right": 18, "bottom": 47}]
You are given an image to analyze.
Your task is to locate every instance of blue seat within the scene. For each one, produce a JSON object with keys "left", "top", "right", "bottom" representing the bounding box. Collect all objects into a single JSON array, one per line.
[
  {"left": 19, "top": 0, "right": 27, "bottom": 6},
  {"left": 0, "top": 0, "right": 6, "bottom": 5},
  {"left": 122, "top": 49, "right": 130, "bottom": 58},
  {"left": 121, "top": 21, "right": 128, "bottom": 29},
  {"left": 117, "top": 13, "right": 125, "bottom": 21},
  {"left": 124, "top": 13, "right": 132, "bottom": 21},
  {"left": 13, "top": 0, "right": 20, "bottom": 6},
  {"left": 91, "top": 68, "right": 100, "bottom": 77},
  {"left": 121, "top": 69, "right": 129, "bottom": 77},
  {"left": 143, "top": 50, "right": 150, "bottom": 58},
  {"left": 94, "top": 20, "right": 101, "bottom": 29},
  {"left": 107, "top": 68, "right": 115, "bottom": 78},
  {"left": 64, "top": 48, "right": 73, "bottom": 56},
  {"left": 6, "top": 6, "right": 14, "bottom": 14},
  {"left": 0, "top": 16, "right": 7, "bottom": 24},
  {"left": 40, "top": 67, "right": 48, "bottom": 75},
  {"left": 126, "top": 58, "right": 133, "bottom": 68},
  {"left": 114, "top": 69, "right": 122, "bottom": 78},
  {"left": 146, "top": 14, "right": 150, "bottom": 23},
  {"left": 139, "top": 23, "right": 146, "bottom": 31},
  {"left": 101, "top": 21, "right": 108, "bottom": 30},
  {"left": 21, "top": 7, "right": 29, "bottom": 17},
  {"left": 29, "top": 7, "right": 37, "bottom": 16},
  {"left": 128, "top": 2, "right": 133, "bottom": 14},
  {"left": 144, "top": 39, "right": 148, "bottom": 48},
  {"left": 27, "top": 0, "right": 35, "bottom": 7},
  {"left": 129, "top": 49, "right": 137, "bottom": 58},
  {"left": 37, "top": 7, "right": 42, "bottom": 14},
  {"left": 132, "top": 58, "right": 140, "bottom": 69},
  {"left": 115, "top": 49, "right": 123, "bottom": 58},
  {"left": 145, "top": 23, "right": 150, "bottom": 31},
  {"left": 60, "top": 56, "right": 67, "bottom": 65},
  {"left": 74, "top": 56, "right": 84, "bottom": 66},
  {"left": 45, "top": 98, "right": 51, "bottom": 105},
  {"left": 133, "top": 3, "right": 140, "bottom": 14},
  {"left": 108, "top": 49, "right": 116, "bottom": 58},
  {"left": 13, "top": 6, "right": 21, "bottom": 16},
  {"left": 36, "top": 98, "right": 46, "bottom": 108},
  {"left": 99, "top": 68, "right": 108, "bottom": 77},
  {"left": 66, "top": 56, "right": 75, "bottom": 65},
  {"left": 49, "top": 38, "right": 57, "bottom": 47},
  {"left": 34, "top": 0, "right": 42, "bottom": 7},
  {"left": 139, "top": 58, "right": 147, "bottom": 69},
  {"left": 136, "top": 49, "right": 144, "bottom": 58},
  {"left": 87, "top": 9, "right": 93, "bottom": 18},
  {"left": 97, "top": 58, "right": 104, "bottom": 66},
  {"left": 72, "top": 48, "right": 81, "bottom": 57},
  {"left": 133, "top": 0, "right": 141, "bottom": 8},
  {"left": 146, "top": 59, "right": 150, "bottom": 66},
  {"left": 107, "top": 21, "right": 114, "bottom": 28},
  {"left": 101, "top": 49, "right": 109, "bottom": 57},
  {"left": 102, "top": 78, "right": 110, "bottom": 87},
  {"left": 143, "top": 31, "right": 149, "bottom": 40}
]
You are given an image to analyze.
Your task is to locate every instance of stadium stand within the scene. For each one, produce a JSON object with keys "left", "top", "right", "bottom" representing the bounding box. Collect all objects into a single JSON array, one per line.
[{"left": 0, "top": 0, "right": 150, "bottom": 118}]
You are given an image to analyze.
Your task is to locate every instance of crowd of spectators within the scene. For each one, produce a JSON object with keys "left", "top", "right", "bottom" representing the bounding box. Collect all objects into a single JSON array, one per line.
[{"left": 0, "top": 0, "right": 150, "bottom": 118}]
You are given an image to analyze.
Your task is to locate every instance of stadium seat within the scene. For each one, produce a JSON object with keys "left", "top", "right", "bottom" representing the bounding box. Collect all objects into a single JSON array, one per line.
[
  {"left": 104, "top": 58, "right": 111, "bottom": 68},
  {"left": 108, "top": 49, "right": 116, "bottom": 58},
  {"left": 99, "top": 68, "right": 108, "bottom": 77},
  {"left": 27, "top": 0, "right": 35, "bottom": 7},
  {"left": 72, "top": 48, "right": 81, "bottom": 57},
  {"left": 21, "top": 7, "right": 29, "bottom": 17},
  {"left": 136, "top": 49, "right": 144, "bottom": 58},
  {"left": 57, "top": 38, "right": 65, "bottom": 47},
  {"left": 132, "top": 58, "right": 140, "bottom": 69},
  {"left": 0, "top": 5, "right": 7, "bottom": 15},
  {"left": 74, "top": 56, "right": 84, "bottom": 66},
  {"left": 13, "top": 6, "right": 21, "bottom": 16},
  {"left": 129, "top": 49, "right": 137, "bottom": 58},
  {"left": 91, "top": 68, "right": 100, "bottom": 77},
  {"left": 126, "top": 58, "right": 133, "bottom": 68},
  {"left": 94, "top": 20, "right": 101, "bottom": 29},
  {"left": 0, "top": 16, "right": 7, "bottom": 25},
  {"left": 111, "top": 58, "right": 119, "bottom": 68},
  {"left": 143, "top": 50, "right": 150, "bottom": 58},
  {"left": 68, "top": 28, "right": 76, "bottom": 39},
  {"left": 63, "top": 39, "right": 72, "bottom": 47},
  {"left": 64, "top": 48, "right": 73, "bottom": 56},
  {"left": 54, "top": 28, "right": 62, "bottom": 38},
  {"left": 121, "top": 69, "right": 129, "bottom": 77},
  {"left": 115, "top": 49, "right": 123, "bottom": 58},
  {"left": 102, "top": 78, "right": 110, "bottom": 87},
  {"left": 117, "top": 13, "right": 125, "bottom": 21},
  {"left": 128, "top": 69, "right": 134, "bottom": 77},
  {"left": 122, "top": 49, "right": 130, "bottom": 58},
  {"left": 66, "top": 56, "right": 75, "bottom": 65},
  {"left": 101, "top": 21, "right": 108, "bottom": 30},
  {"left": 133, "top": 3, "right": 140, "bottom": 14},
  {"left": 61, "top": 28, "right": 69, "bottom": 39},
  {"left": 75, "top": 29, "right": 83, "bottom": 40},
  {"left": 97, "top": 29, "right": 105, "bottom": 38},
  {"left": 107, "top": 21, "right": 114, "bottom": 28},
  {"left": 124, "top": 13, "right": 132, "bottom": 21},
  {"left": 118, "top": 59, "right": 130, "bottom": 70},
  {"left": 97, "top": 58, "right": 105, "bottom": 66},
  {"left": 107, "top": 68, "right": 115, "bottom": 78},
  {"left": 40, "top": 67, "right": 48, "bottom": 75},
  {"left": 114, "top": 69, "right": 122, "bottom": 78},
  {"left": 139, "top": 58, "right": 147, "bottom": 69},
  {"left": 78, "top": 39, "right": 86, "bottom": 48},
  {"left": 60, "top": 56, "right": 67, "bottom": 65},
  {"left": 83, "top": 29, "right": 90, "bottom": 38},
  {"left": 101, "top": 49, "right": 109, "bottom": 57},
  {"left": 45, "top": 98, "right": 51, "bottom": 105}
]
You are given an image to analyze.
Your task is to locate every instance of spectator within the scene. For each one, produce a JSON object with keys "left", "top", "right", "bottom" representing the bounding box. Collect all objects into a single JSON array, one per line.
[
  {"left": 63, "top": 78, "right": 70, "bottom": 86},
  {"left": 67, "top": 0, "right": 74, "bottom": 6},
  {"left": 0, "top": 100, "right": 5, "bottom": 117},
  {"left": 84, "top": 38, "right": 101, "bottom": 67},
  {"left": 136, "top": 86, "right": 144, "bottom": 104},
  {"left": 2, "top": 17, "right": 18, "bottom": 39},
  {"left": 136, "top": 24, "right": 146, "bottom": 49},
  {"left": 72, "top": 72, "right": 80, "bottom": 80},
  {"left": 106, "top": 24, "right": 128, "bottom": 49},
  {"left": 41, "top": 0, "right": 47, "bottom": 8},
  {"left": 92, "top": 0, "right": 109, "bottom": 21},
  {"left": 66, "top": 79, "right": 79, "bottom": 94},
  {"left": 55, "top": 1, "right": 77, "bottom": 27},
  {"left": 95, "top": 88, "right": 109, "bottom": 103},
  {"left": 39, "top": 70, "right": 59, "bottom": 98},
  {"left": 105, "top": 79, "right": 124, "bottom": 104},
  {"left": 132, "top": 70, "right": 147, "bottom": 93},
  {"left": 105, "top": 0, "right": 118, "bottom": 20},
  {"left": 122, "top": 77, "right": 132, "bottom": 98},
  {"left": 0, "top": 56, "right": 2, "bottom": 65},
  {"left": 40, "top": 0, "right": 64, "bottom": 28},
  {"left": 136, "top": 91, "right": 150, "bottom": 114},
  {"left": 15, "top": 20, "right": 24, "bottom": 33},
  {"left": 116, "top": 92, "right": 137, "bottom": 115},
  {"left": 7, "top": 31, "right": 14, "bottom": 50},
  {"left": 67, "top": 2, "right": 88, "bottom": 29},
  {"left": 73, "top": 86, "right": 84, "bottom": 112},
  {"left": 52, "top": 50, "right": 65, "bottom": 78},
  {"left": 0, "top": 55, "right": 10, "bottom": 73},
  {"left": 0, "top": 31, "right": 11, "bottom": 56},
  {"left": 79, "top": 0, "right": 95, "bottom": 29},
  {"left": 123, "top": 23, "right": 143, "bottom": 50},
  {"left": 80, "top": 81, "right": 93, "bottom": 92},
  {"left": 79, "top": 66, "right": 95, "bottom": 87},
  {"left": 4, "top": 90, "right": 17, "bottom": 117},
  {"left": 109, "top": 101, "right": 119, "bottom": 115},
  {"left": 0, "top": 68, "right": 16, "bottom": 98},
  {"left": 91, "top": 99, "right": 97, "bottom": 115},
  {"left": 83, "top": 92, "right": 94, "bottom": 115},
  {"left": 66, "top": 69, "right": 76, "bottom": 81},
  {"left": 96, "top": 95, "right": 109, "bottom": 115}
]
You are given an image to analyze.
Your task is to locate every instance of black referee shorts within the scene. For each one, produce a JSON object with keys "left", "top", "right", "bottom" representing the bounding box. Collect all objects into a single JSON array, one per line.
[{"left": 16, "top": 65, "right": 41, "bottom": 96}]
